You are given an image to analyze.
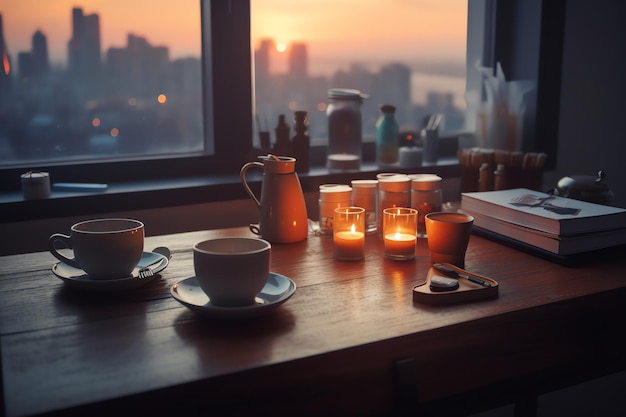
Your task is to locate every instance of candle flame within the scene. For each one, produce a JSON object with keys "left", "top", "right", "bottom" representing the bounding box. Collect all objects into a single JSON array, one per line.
[
  {"left": 394, "top": 232, "right": 401, "bottom": 240},
  {"left": 350, "top": 224, "right": 356, "bottom": 233}
]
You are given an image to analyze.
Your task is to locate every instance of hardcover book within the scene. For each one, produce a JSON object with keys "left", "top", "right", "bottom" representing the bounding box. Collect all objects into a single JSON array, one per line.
[
  {"left": 467, "top": 211, "right": 626, "bottom": 255},
  {"left": 461, "top": 188, "right": 626, "bottom": 236}
]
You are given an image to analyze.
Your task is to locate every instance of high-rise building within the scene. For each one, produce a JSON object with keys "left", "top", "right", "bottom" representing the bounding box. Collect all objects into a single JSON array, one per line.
[
  {"left": 288, "top": 42, "right": 307, "bottom": 78},
  {"left": 105, "top": 34, "right": 169, "bottom": 95},
  {"left": 0, "top": 14, "right": 13, "bottom": 109},
  {"left": 18, "top": 52, "right": 33, "bottom": 82},
  {"left": 68, "top": 8, "right": 101, "bottom": 80},
  {"left": 254, "top": 38, "right": 274, "bottom": 81},
  {"left": 31, "top": 30, "right": 50, "bottom": 78},
  {"left": 253, "top": 38, "right": 275, "bottom": 116}
]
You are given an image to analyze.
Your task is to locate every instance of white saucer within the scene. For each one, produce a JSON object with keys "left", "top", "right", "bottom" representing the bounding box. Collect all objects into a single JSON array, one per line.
[
  {"left": 170, "top": 272, "right": 296, "bottom": 319},
  {"left": 51, "top": 251, "right": 169, "bottom": 292}
]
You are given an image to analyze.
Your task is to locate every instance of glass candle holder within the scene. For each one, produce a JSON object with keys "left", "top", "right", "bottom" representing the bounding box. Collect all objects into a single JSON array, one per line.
[
  {"left": 383, "top": 207, "right": 418, "bottom": 260},
  {"left": 333, "top": 207, "right": 366, "bottom": 261}
]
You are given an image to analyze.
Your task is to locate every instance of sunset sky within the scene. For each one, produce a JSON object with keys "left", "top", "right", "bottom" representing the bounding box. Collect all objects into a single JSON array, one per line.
[{"left": 0, "top": 0, "right": 466, "bottom": 76}]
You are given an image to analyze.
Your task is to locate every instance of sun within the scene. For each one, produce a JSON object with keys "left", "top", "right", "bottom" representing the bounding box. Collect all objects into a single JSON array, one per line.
[{"left": 275, "top": 43, "right": 287, "bottom": 53}]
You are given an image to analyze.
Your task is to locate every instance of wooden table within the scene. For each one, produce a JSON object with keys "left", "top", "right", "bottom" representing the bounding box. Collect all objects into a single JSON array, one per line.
[{"left": 1, "top": 226, "right": 625, "bottom": 416}]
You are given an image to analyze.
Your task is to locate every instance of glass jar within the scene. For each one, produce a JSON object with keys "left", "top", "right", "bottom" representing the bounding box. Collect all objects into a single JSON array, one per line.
[
  {"left": 410, "top": 174, "right": 443, "bottom": 237},
  {"left": 351, "top": 179, "right": 378, "bottom": 234},
  {"left": 377, "top": 174, "right": 411, "bottom": 233},
  {"left": 318, "top": 184, "right": 352, "bottom": 235},
  {"left": 326, "top": 88, "right": 368, "bottom": 171},
  {"left": 376, "top": 104, "right": 399, "bottom": 166}
]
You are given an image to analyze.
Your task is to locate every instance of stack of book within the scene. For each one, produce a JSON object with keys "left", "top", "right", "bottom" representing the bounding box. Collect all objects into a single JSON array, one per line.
[{"left": 461, "top": 188, "right": 626, "bottom": 259}]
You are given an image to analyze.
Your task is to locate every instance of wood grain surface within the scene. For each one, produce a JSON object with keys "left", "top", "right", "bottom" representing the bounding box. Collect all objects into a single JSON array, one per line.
[{"left": 1, "top": 227, "right": 625, "bottom": 416}]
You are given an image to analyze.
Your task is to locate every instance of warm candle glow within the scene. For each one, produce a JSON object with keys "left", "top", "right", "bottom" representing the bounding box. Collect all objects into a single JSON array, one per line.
[
  {"left": 383, "top": 207, "right": 418, "bottom": 260},
  {"left": 334, "top": 207, "right": 366, "bottom": 261},
  {"left": 334, "top": 230, "right": 365, "bottom": 261},
  {"left": 384, "top": 232, "right": 417, "bottom": 260}
]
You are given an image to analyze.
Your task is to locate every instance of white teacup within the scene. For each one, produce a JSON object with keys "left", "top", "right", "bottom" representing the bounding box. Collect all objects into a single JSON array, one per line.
[
  {"left": 193, "top": 237, "right": 271, "bottom": 307},
  {"left": 49, "top": 218, "right": 144, "bottom": 279}
]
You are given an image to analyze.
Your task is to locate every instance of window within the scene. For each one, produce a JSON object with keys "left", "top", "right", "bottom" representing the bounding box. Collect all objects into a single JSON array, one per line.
[
  {"left": 1, "top": 2, "right": 205, "bottom": 164},
  {"left": 0, "top": 0, "right": 562, "bottom": 198},
  {"left": 0, "top": 0, "right": 252, "bottom": 190},
  {"left": 250, "top": 0, "right": 468, "bottom": 150}
]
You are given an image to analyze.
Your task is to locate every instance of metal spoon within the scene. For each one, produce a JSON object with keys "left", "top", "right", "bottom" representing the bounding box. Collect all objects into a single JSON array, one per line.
[
  {"left": 136, "top": 247, "right": 171, "bottom": 270},
  {"left": 136, "top": 247, "right": 171, "bottom": 279},
  {"left": 152, "top": 246, "right": 172, "bottom": 260}
]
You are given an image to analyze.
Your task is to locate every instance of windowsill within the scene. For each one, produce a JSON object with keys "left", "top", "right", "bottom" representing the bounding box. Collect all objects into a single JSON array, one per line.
[{"left": 0, "top": 158, "right": 461, "bottom": 224}]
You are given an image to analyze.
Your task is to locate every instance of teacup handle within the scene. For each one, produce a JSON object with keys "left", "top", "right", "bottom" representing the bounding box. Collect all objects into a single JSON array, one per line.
[
  {"left": 240, "top": 162, "right": 263, "bottom": 208},
  {"left": 249, "top": 223, "right": 261, "bottom": 235},
  {"left": 49, "top": 233, "right": 81, "bottom": 269}
]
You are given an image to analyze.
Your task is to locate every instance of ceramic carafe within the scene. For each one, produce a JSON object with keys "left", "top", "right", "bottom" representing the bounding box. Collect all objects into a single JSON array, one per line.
[{"left": 241, "top": 155, "right": 308, "bottom": 243}]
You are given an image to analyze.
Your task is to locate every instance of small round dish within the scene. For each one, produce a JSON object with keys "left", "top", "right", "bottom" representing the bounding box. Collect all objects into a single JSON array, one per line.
[
  {"left": 51, "top": 251, "right": 169, "bottom": 292},
  {"left": 170, "top": 272, "right": 296, "bottom": 319}
]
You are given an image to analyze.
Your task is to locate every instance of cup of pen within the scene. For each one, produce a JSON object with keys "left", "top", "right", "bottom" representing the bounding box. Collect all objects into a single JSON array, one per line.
[
  {"left": 333, "top": 207, "right": 365, "bottom": 261},
  {"left": 425, "top": 212, "right": 474, "bottom": 268},
  {"left": 383, "top": 207, "right": 418, "bottom": 260}
]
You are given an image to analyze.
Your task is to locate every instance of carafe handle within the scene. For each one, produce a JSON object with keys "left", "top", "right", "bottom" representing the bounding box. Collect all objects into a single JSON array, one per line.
[{"left": 240, "top": 161, "right": 264, "bottom": 208}]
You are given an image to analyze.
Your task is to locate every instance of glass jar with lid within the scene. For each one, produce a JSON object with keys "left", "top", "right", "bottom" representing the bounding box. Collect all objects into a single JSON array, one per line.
[
  {"left": 351, "top": 179, "right": 379, "bottom": 234},
  {"left": 410, "top": 174, "right": 443, "bottom": 237},
  {"left": 377, "top": 174, "right": 411, "bottom": 233},
  {"left": 318, "top": 184, "right": 353, "bottom": 235},
  {"left": 326, "top": 88, "right": 368, "bottom": 171}
]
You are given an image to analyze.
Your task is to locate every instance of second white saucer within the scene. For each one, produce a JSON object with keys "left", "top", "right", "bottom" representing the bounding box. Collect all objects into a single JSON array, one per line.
[{"left": 170, "top": 272, "right": 296, "bottom": 319}]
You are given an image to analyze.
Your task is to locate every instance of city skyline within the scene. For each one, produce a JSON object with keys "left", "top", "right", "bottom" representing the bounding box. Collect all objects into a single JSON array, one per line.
[
  {"left": 1, "top": 0, "right": 466, "bottom": 77},
  {"left": 0, "top": 1, "right": 467, "bottom": 166}
]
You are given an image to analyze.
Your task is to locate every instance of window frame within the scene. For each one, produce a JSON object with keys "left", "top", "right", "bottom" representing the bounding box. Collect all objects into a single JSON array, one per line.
[
  {"left": 0, "top": 0, "right": 253, "bottom": 192},
  {"left": 0, "top": 0, "right": 564, "bottom": 221}
]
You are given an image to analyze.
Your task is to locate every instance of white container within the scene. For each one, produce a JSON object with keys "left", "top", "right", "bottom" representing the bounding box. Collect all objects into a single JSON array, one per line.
[
  {"left": 351, "top": 179, "right": 378, "bottom": 234},
  {"left": 319, "top": 184, "right": 352, "bottom": 235},
  {"left": 21, "top": 171, "right": 51, "bottom": 200},
  {"left": 410, "top": 174, "right": 443, "bottom": 237},
  {"left": 377, "top": 174, "right": 411, "bottom": 234}
]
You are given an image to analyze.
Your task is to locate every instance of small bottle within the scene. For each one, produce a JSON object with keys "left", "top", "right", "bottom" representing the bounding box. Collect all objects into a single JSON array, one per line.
[
  {"left": 291, "top": 110, "right": 310, "bottom": 173},
  {"left": 318, "top": 184, "right": 352, "bottom": 235},
  {"left": 351, "top": 179, "right": 378, "bottom": 234},
  {"left": 376, "top": 104, "right": 400, "bottom": 167},
  {"left": 377, "top": 174, "right": 411, "bottom": 234},
  {"left": 409, "top": 174, "right": 443, "bottom": 238},
  {"left": 273, "top": 114, "right": 292, "bottom": 157}
]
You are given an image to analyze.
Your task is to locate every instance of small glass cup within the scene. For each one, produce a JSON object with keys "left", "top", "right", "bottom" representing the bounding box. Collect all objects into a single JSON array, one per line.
[
  {"left": 333, "top": 207, "right": 366, "bottom": 261},
  {"left": 383, "top": 207, "right": 418, "bottom": 260}
]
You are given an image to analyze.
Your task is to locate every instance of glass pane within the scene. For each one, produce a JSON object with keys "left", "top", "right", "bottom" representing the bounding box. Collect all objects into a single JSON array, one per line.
[
  {"left": 0, "top": 1, "right": 204, "bottom": 168},
  {"left": 251, "top": 0, "right": 467, "bottom": 148}
]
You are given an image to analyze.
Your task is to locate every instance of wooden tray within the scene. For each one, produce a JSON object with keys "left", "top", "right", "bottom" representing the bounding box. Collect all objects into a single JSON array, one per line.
[{"left": 412, "top": 265, "right": 499, "bottom": 306}]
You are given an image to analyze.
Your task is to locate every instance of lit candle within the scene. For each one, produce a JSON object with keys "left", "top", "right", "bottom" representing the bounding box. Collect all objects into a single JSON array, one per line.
[
  {"left": 384, "top": 231, "right": 417, "bottom": 259},
  {"left": 383, "top": 207, "right": 418, "bottom": 260},
  {"left": 333, "top": 207, "right": 366, "bottom": 261},
  {"left": 334, "top": 224, "right": 365, "bottom": 261}
]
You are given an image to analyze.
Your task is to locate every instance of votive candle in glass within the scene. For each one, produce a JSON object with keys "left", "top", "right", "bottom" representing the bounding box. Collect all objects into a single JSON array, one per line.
[
  {"left": 333, "top": 207, "right": 366, "bottom": 261},
  {"left": 383, "top": 207, "right": 418, "bottom": 260}
]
